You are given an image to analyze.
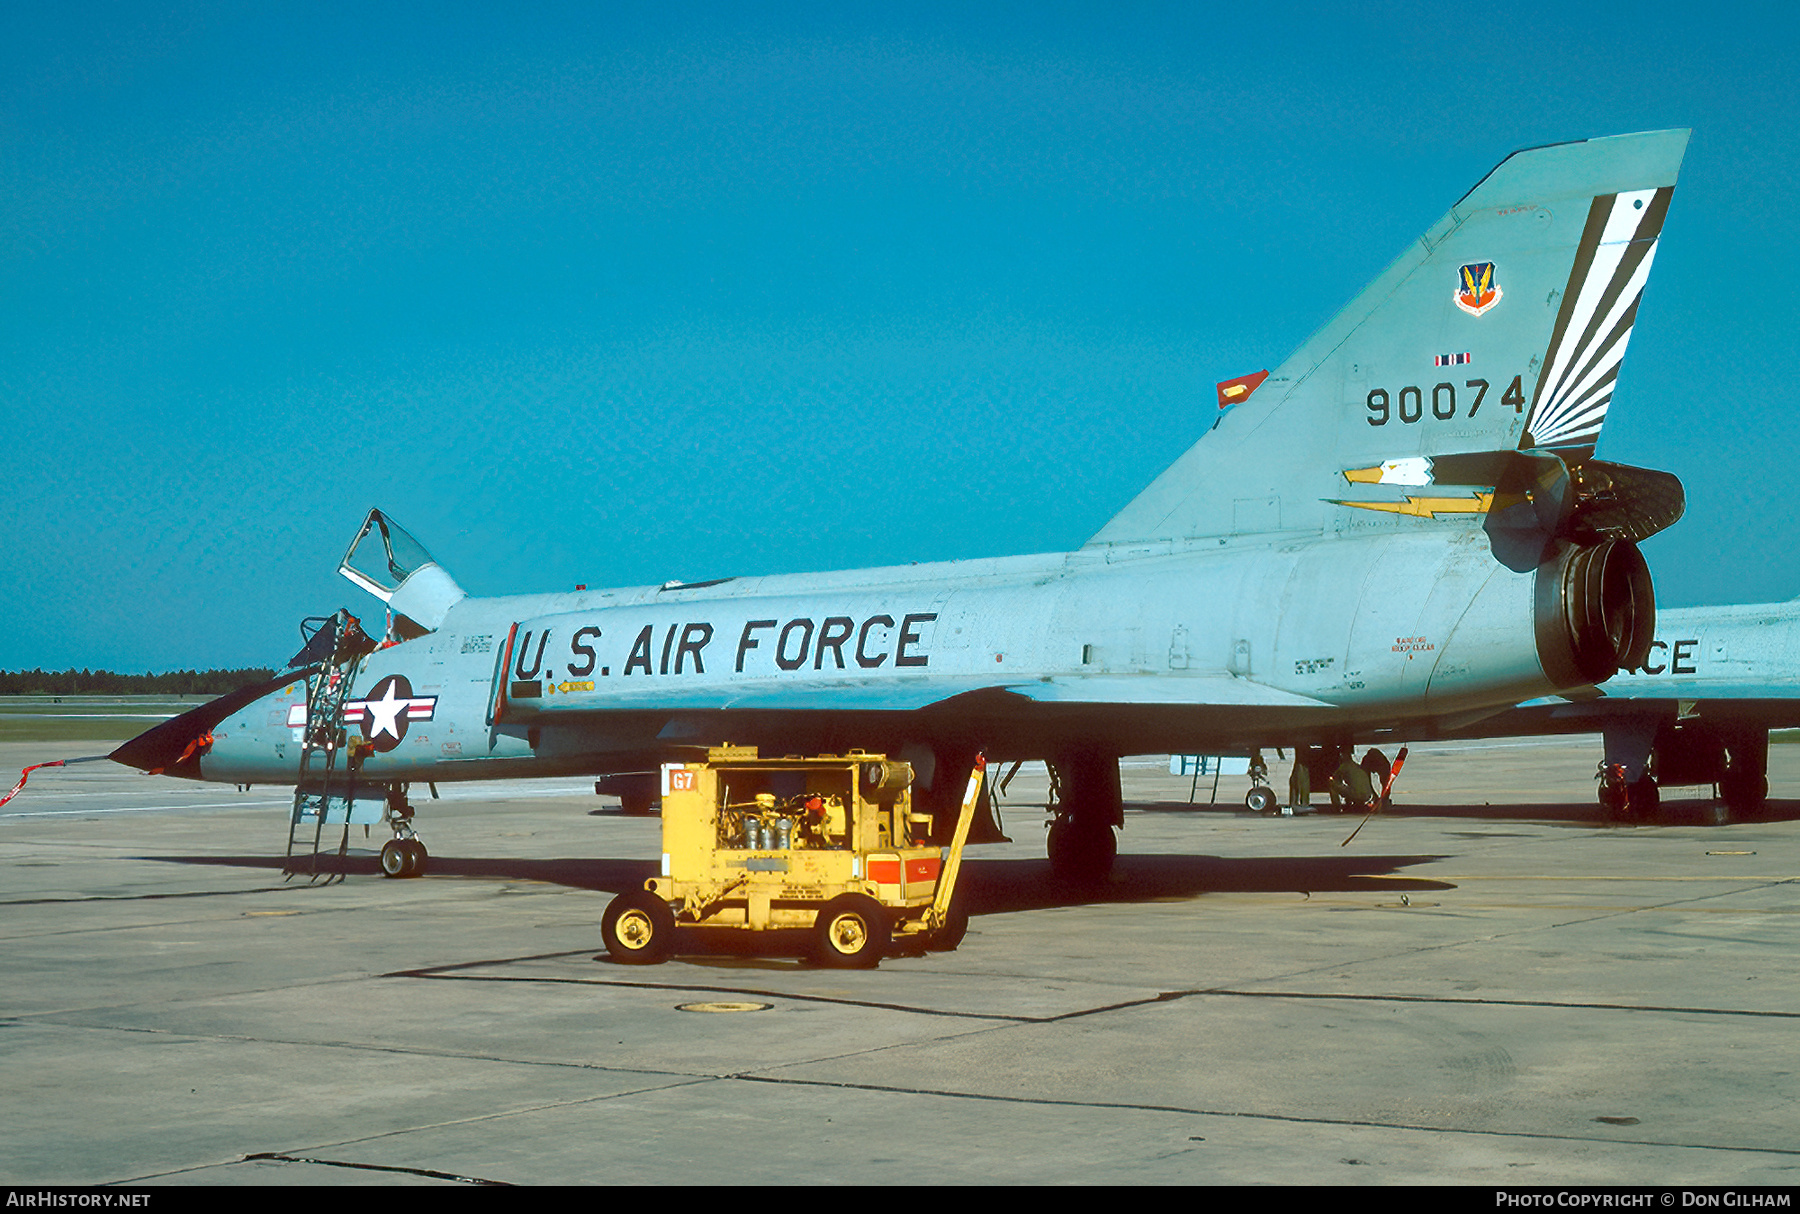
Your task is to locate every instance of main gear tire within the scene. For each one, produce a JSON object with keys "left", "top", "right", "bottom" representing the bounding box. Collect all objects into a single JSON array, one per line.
[
  {"left": 1047, "top": 817, "right": 1116, "bottom": 882},
  {"left": 1720, "top": 768, "right": 1766, "bottom": 819}
]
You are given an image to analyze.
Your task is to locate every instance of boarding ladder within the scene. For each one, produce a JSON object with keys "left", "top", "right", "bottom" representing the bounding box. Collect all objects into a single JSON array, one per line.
[{"left": 283, "top": 610, "right": 375, "bottom": 883}]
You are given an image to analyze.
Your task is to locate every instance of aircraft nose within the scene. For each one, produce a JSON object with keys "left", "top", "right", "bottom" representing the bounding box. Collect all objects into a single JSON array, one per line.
[{"left": 110, "top": 669, "right": 312, "bottom": 776}]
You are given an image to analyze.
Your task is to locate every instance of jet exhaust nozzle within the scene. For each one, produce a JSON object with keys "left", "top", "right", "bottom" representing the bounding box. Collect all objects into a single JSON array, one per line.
[{"left": 1534, "top": 538, "right": 1655, "bottom": 687}]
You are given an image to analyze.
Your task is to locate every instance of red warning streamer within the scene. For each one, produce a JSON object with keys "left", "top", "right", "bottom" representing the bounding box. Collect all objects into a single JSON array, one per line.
[
  {"left": 0, "top": 761, "right": 67, "bottom": 810},
  {"left": 0, "top": 755, "right": 114, "bottom": 809}
]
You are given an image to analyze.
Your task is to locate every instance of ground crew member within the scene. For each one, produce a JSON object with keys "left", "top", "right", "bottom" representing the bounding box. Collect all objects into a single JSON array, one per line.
[
  {"left": 1322, "top": 743, "right": 1349, "bottom": 808},
  {"left": 1330, "top": 750, "right": 1375, "bottom": 812},
  {"left": 1289, "top": 746, "right": 1313, "bottom": 808},
  {"left": 1360, "top": 748, "right": 1392, "bottom": 809}
]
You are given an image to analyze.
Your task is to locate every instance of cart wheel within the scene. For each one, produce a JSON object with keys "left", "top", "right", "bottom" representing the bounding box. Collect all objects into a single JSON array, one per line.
[
  {"left": 380, "top": 840, "right": 409, "bottom": 878},
  {"left": 925, "top": 903, "right": 969, "bottom": 952},
  {"left": 602, "top": 890, "right": 675, "bottom": 964},
  {"left": 813, "top": 895, "right": 889, "bottom": 968}
]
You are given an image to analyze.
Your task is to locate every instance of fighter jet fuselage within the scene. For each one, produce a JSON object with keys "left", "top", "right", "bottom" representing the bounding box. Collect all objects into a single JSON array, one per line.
[
  {"left": 109, "top": 129, "right": 1693, "bottom": 876},
  {"left": 183, "top": 524, "right": 1632, "bottom": 789}
]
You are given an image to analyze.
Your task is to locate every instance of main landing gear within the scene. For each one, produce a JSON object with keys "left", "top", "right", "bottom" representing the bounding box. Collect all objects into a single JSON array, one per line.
[
  {"left": 1045, "top": 751, "right": 1121, "bottom": 882},
  {"left": 1718, "top": 725, "right": 1770, "bottom": 820},
  {"left": 1597, "top": 761, "right": 1660, "bottom": 823},
  {"left": 1600, "top": 721, "right": 1770, "bottom": 825}
]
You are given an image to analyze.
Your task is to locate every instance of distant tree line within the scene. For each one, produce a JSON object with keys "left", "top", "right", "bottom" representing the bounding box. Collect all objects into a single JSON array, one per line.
[{"left": 0, "top": 668, "right": 276, "bottom": 696}]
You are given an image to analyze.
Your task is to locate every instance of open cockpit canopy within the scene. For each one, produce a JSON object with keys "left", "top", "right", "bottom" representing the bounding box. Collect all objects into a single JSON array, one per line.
[{"left": 339, "top": 508, "right": 466, "bottom": 634}]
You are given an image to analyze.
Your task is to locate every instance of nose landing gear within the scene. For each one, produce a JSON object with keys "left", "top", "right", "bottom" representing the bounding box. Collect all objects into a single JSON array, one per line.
[
  {"left": 1243, "top": 750, "right": 1279, "bottom": 815},
  {"left": 379, "top": 790, "right": 428, "bottom": 877},
  {"left": 380, "top": 837, "right": 428, "bottom": 877}
]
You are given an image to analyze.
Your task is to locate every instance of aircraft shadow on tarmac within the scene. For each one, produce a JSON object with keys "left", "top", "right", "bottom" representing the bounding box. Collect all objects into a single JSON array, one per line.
[
  {"left": 955, "top": 853, "right": 1453, "bottom": 917},
  {"left": 1129, "top": 797, "right": 1800, "bottom": 827},
  {"left": 146, "top": 851, "right": 1456, "bottom": 972},
  {"left": 152, "top": 852, "right": 654, "bottom": 892},
  {"left": 147, "top": 794, "right": 1799, "bottom": 910},
  {"left": 151, "top": 849, "right": 1454, "bottom": 916}
]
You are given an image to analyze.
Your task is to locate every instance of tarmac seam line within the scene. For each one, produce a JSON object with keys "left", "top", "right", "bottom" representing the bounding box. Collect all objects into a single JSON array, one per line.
[
  {"left": 197, "top": 1078, "right": 733, "bottom": 1172},
  {"left": 1170, "top": 988, "right": 1800, "bottom": 1020},
  {"left": 1541, "top": 874, "right": 1800, "bottom": 931},
  {"left": 109, "top": 1076, "right": 726, "bottom": 1186},
  {"left": 3, "top": 1018, "right": 780, "bottom": 1086},
  {"left": 236, "top": 1151, "right": 510, "bottom": 1185},
  {"left": 382, "top": 964, "right": 1799, "bottom": 1024},
  {"left": 392, "top": 969, "right": 1040, "bottom": 1022},
  {"left": 724, "top": 1074, "right": 1800, "bottom": 1157},
  {"left": 0, "top": 885, "right": 300, "bottom": 907}
]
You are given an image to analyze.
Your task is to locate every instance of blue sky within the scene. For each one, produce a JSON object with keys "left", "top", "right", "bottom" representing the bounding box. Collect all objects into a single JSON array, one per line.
[{"left": 5, "top": 1, "right": 1798, "bottom": 672}]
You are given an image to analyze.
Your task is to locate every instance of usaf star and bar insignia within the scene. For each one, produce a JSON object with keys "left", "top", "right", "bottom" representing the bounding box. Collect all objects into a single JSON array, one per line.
[{"left": 284, "top": 674, "right": 439, "bottom": 754}]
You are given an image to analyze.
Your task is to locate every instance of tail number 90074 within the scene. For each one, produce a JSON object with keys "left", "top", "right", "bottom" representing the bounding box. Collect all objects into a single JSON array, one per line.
[{"left": 1365, "top": 376, "right": 1525, "bottom": 426}]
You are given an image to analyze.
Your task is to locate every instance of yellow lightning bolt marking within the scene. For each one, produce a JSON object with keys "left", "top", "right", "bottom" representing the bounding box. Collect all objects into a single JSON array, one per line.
[{"left": 1333, "top": 492, "right": 1494, "bottom": 519}]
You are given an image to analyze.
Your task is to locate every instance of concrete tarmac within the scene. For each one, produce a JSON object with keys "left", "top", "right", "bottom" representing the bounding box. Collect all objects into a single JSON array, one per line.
[{"left": 2, "top": 737, "right": 1797, "bottom": 1186}]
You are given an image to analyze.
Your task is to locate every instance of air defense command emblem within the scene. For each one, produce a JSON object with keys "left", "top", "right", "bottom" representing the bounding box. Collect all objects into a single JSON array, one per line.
[{"left": 1455, "top": 261, "right": 1502, "bottom": 316}]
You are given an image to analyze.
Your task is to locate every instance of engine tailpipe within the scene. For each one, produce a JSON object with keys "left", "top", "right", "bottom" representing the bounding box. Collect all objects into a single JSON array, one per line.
[{"left": 1534, "top": 539, "right": 1655, "bottom": 687}]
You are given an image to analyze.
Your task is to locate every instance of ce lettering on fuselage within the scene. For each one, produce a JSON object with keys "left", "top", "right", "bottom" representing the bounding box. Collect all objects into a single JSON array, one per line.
[
  {"left": 514, "top": 612, "right": 941, "bottom": 682},
  {"left": 1619, "top": 638, "right": 1701, "bottom": 677}
]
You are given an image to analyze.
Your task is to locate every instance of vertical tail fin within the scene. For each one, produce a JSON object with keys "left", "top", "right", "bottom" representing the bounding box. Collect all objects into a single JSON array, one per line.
[
  {"left": 1089, "top": 129, "right": 1689, "bottom": 546},
  {"left": 1523, "top": 187, "right": 1673, "bottom": 453}
]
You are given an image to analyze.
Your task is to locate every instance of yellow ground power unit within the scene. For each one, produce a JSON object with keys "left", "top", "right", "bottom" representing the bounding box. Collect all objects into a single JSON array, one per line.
[{"left": 600, "top": 748, "right": 984, "bottom": 967}]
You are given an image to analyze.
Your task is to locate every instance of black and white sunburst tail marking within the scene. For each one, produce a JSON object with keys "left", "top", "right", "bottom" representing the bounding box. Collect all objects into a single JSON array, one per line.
[{"left": 1522, "top": 186, "right": 1674, "bottom": 455}]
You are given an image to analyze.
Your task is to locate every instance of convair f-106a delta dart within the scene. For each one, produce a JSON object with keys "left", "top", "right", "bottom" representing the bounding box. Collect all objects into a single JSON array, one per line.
[{"left": 113, "top": 130, "right": 1690, "bottom": 881}]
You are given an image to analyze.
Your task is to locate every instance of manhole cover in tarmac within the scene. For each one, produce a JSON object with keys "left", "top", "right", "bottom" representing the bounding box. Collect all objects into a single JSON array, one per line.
[{"left": 676, "top": 1001, "right": 773, "bottom": 1013}]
